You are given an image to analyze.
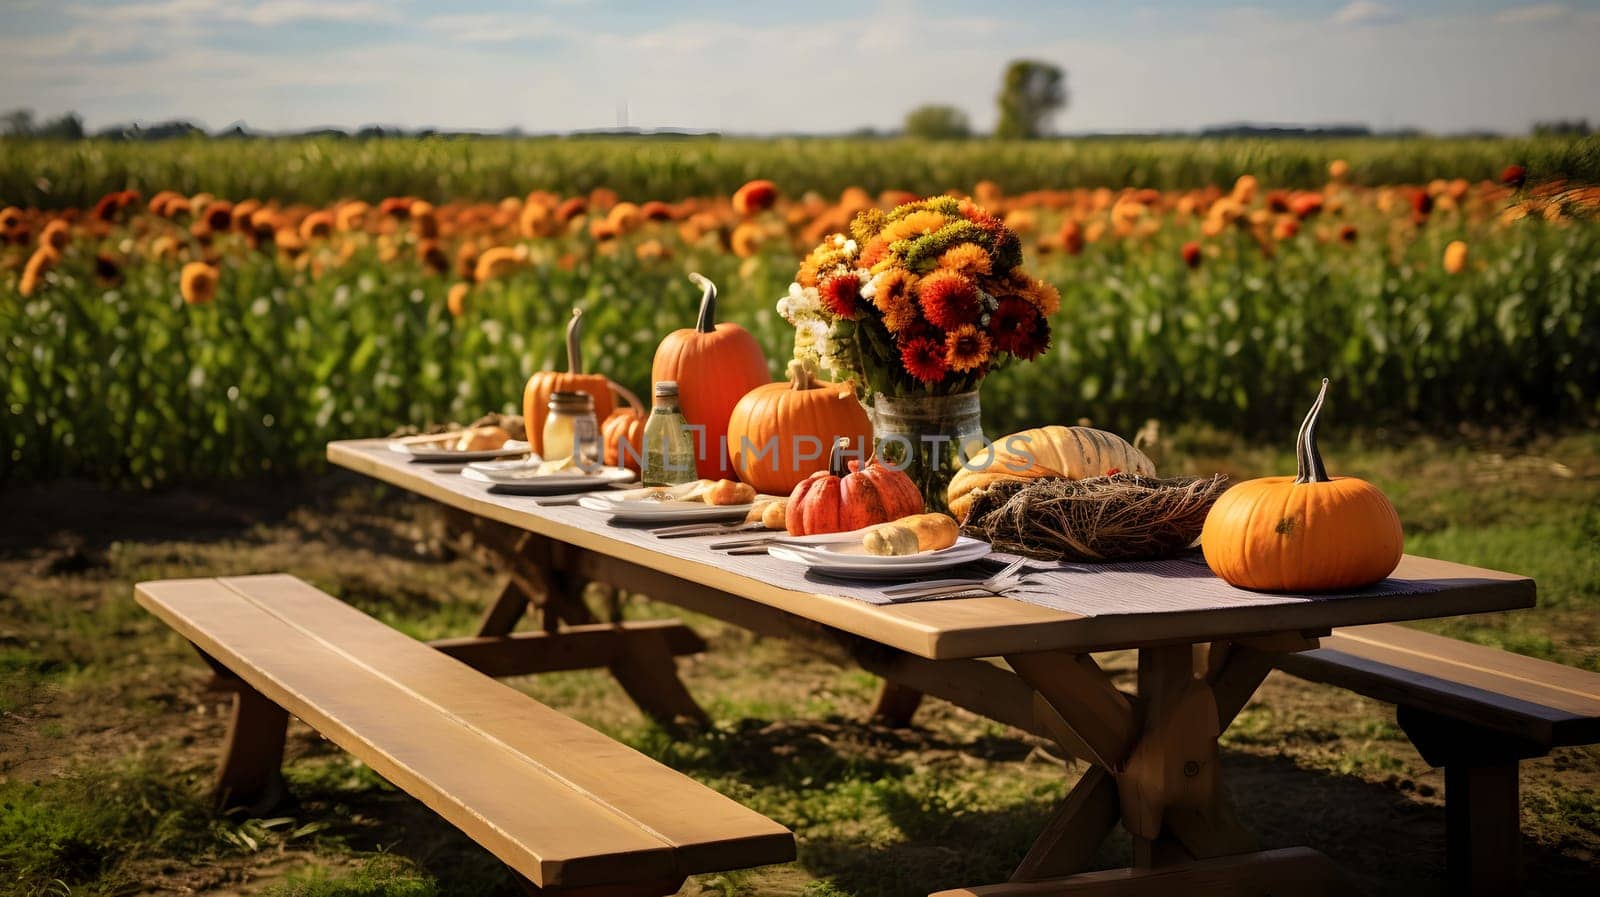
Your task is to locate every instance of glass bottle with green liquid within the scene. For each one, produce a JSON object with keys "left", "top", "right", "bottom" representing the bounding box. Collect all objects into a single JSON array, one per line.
[{"left": 642, "top": 381, "right": 698, "bottom": 487}]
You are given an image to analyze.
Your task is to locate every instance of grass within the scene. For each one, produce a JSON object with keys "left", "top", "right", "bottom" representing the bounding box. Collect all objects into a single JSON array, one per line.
[{"left": 0, "top": 429, "right": 1595, "bottom": 896}]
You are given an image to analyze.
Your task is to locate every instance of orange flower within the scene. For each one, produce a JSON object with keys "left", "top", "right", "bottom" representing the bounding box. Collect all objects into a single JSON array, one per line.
[
  {"left": 417, "top": 240, "right": 449, "bottom": 274},
  {"left": 447, "top": 282, "right": 471, "bottom": 317},
  {"left": 19, "top": 248, "right": 53, "bottom": 297},
  {"left": 180, "top": 261, "right": 219, "bottom": 305},
  {"left": 1337, "top": 224, "right": 1358, "bottom": 243},
  {"left": 335, "top": 201, "right": 369, "bottom": 232},
  {"left": 204, "top": 200, "right": 234, "bottom": 233},
  {"left": 474, "top": 246, "right": 524, "bottom": 282},
  {"left": 1443, "top": 240, "right": 1468, "bottom": 274},
  {"left": 36, "top": 220, "right": 69, "bottom": 256},
  {"left": 519, "top": 201, "right": 554, "bottom": 238},
  {"left": 937, "top": 243, "right": 992, "bottom": 278},
  {"left": 1328, "top": 159, "right": 1350, "bottom": 182},
  {"left": 607, "top": 202, "right": 642, "bottom": 234},
  {"left": 729, "top": 221, "right": 766, "bottom": 258},
  {"left": 879, "top": 210, "right": 947, "bottom": 244},
  {"left": 732, "top": 179, "right": 779, "bottom": 216},
  {"left": 1022, "top": 277, "right": 1061, "bottom": 317},
  {"left": 299, "top": 211, "right": 335, "bottom": 241},
  {"left": 917, "top": 270, "right": 980, "bottom": 329},
  {"left": 555, "top": 198, "right": 587, "bottom": 223},
  {"left": 589, "top": 218, "right": 620, "bottom": 241},
  {"left": 1272, "top": 217, "right": 1300, "bottom": 241},
  {"left": 900, "top": 336, "right": 948, "bottom": 384},
  {"left": 634, "top": 238, "right": 670, "bottom": 261},
  {"left": 1501, "top": 165, "right": 1527, "bottom": 189},
  {"left": 639, "top": 200, "right": 674, "bottom": 221},
  {"left": 943, "top": 324, "right": 992, "bottom": 373},
  {"left": 411, "top": 201, "right": 439, "bottom": 239}
]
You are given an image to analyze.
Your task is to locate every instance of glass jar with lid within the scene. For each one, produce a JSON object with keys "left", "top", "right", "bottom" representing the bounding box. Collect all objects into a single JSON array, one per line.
[
  {"left": 642, "top": 381, "right": 698, "bottom": 486},
  {"left": 542, "top": 391, "right": 600, "bottom": 469}
]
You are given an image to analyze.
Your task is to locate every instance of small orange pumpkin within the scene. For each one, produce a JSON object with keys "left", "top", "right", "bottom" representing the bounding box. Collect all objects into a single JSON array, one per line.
[
  {"left": 726, "top": 360, "right": 873, "bottom": 494},
  {"left": 787, "top": 440, "right": 925, "bottom": 536},
  {"left": 650, "top": 273, "right": 770, "bottom": 479},
  {"left": 601, "top": 382, "right": 648, "bottom": 471},
  {"left": 523, "top": 308, "right": 615, "bottom": 455},
  {"left": 1201, "top": 379, "right": 1403, "bottom": 592}
]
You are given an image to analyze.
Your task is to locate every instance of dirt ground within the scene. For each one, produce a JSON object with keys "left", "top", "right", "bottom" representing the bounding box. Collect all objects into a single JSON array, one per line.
[{"left": 1, "top": 461, "right": 1597, "bottom": 897}]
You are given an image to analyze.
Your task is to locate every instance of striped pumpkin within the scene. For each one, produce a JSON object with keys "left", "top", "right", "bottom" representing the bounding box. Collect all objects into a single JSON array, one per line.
[{"left": 946, "top": 425, "right": 1156, "bottom": 520}]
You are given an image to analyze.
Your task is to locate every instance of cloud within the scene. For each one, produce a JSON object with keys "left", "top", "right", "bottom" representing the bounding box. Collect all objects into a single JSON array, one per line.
[
  {"left": 1493, "top": 4, "right": 1571, "bottom": 24},
  {"left": 1330, "top": 2, "right": 1402, "bottom": 26},
  {"left": 89, "top": 0, "right": 392, "bottom": 27},
  {"left": 425, "top": 13, "right": 570, "bottom": 44}
]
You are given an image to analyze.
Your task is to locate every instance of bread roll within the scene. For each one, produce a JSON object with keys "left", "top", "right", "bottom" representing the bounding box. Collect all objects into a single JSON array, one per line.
[
  {"left": 455, "top": 425, "right": 510, "bottom": 452},
  {"left": 863, "top": 524, "right": 920, "bottom": 556},
  {"left": 892, "top": 513, "right": 960, "bottom": 552}
]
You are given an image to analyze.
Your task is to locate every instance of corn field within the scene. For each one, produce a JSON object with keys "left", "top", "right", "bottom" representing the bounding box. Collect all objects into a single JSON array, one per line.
[{"left": 3, "top": 140, "right": 1598, "bottom": 485}]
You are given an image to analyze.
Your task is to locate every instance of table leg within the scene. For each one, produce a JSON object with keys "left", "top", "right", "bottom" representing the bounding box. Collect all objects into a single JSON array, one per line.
[
  {"left": 991, "top": 638, "right": 1343, "bottom": 895},
  {"left": 871, "top": 681, "right": 926, "bottom": 727},
  {"left": 455, "top": 530, "right": 711, "bottom": 729}
]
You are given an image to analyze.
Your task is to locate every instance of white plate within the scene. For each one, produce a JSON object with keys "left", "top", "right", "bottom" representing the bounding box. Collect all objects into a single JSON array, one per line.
[
  {"left": 388, "top": 438, "right": 531, "bottom": 462},
  {"left": 461, "top": 465, "right": 635, "bottom": 494},
  {"left": 577, "top": 488, "right": 755, "bottom": 523},
  {"left": 768, "top": 537, "right": 992, "bottom": 580}
]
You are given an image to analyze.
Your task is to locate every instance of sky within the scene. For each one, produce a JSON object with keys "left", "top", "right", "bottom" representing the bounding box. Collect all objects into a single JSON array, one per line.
[{"left": 1, "top": 0, "right": 1597, "bottom": 136}]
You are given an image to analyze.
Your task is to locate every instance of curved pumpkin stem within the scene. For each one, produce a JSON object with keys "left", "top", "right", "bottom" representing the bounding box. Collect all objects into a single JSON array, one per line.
[
  {"left": 786, "top": 359, "right": 816, "bottom": 391},
  {"left": 1294, "top": 378, "right": 1331, "bottom": 484},
  {"left": 688, "top": 272, "right": 717, "bottom": 334},
  {"left": 608, "top": 378, "right": 645, "bottom": 416},
  {"left": 565, "top": 308, "right": 586, "bottom": 374}
]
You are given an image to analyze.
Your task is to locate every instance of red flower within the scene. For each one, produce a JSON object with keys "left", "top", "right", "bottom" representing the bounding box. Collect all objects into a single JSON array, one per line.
[
  {"left": 992, "top": 297, "right": 1047, "bottom": 359},
  {"left": 1411, "top": 189, "right": 1433, "bottom": 217},
  {"left": 1290, "top": 194, "right": 1324, "bottom": 219},
  {"left": 1337, "top": 224, "right": 1358, "bottom": 243},
  {"left": 1181, "top": 241, "right": 1202, "bottom": 270},
  {"left": 733, "top": 179, "right": 779, "bottom": 216},
  {"left": 917, "top": 270, "right": 981, "bottom": 329},
  {"left": 1060, "top": 219, "right": 1084, "bottom": 255},
  {"left": 900, "top": 336, "right": 949, "bottom": 384},
  {"left": 555, "top": 197, "right": 587, "bottom": 223},
  {"left": 1501, "top": 165, "right": 1527, "bottom": 189},
  {"left": 819, "top": 275, "right": 861, "bottom": 320}
]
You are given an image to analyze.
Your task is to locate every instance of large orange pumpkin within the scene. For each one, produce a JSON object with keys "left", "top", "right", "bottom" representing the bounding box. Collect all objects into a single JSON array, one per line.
[
  {"left": 787, "top": 440, "right": 925, "bottom": 536},
  {"left": 726, "top": 360, "right": 873, "bottom": 494},
  {"left": 523, "top": 308, "right": 615, "bottom": 455},
  {"left": 651, "top": 273, "right": 770, "bottom": 479},
  {"left": 601, "top": 382, "right": 648, "bottom": 471},
  {"left": 1201, "top": 379, "right": 1403, "bottom": 592}
]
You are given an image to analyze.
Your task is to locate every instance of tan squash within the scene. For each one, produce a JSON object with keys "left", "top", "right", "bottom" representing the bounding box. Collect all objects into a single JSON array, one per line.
[{"left": 947, "top": 426, "right": 1155, "bottom": 519}]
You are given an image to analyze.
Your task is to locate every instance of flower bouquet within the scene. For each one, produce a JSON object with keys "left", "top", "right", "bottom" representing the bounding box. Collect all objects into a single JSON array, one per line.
[{"left": 778, "top": 197, "right": 1059, "bottom": 510}]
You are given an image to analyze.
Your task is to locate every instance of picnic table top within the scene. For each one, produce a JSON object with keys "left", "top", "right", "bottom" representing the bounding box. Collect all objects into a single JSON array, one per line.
[{"left": 328, "top": 438, "right": 1535, "bottom": 660}]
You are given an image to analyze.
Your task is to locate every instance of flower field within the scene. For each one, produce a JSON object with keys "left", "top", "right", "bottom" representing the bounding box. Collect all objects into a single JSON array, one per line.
[{"left": 4, "top": 139, "right": 1599, "bottom": 485}]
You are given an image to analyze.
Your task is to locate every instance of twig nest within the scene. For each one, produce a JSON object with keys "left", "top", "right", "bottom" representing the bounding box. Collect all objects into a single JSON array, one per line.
[{"left": 959, "top": 474, "right": 1230, "bottom": 562}]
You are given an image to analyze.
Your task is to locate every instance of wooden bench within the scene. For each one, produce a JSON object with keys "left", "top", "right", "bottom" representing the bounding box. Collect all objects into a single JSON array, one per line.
[
  {"left": 1275, "top": 623, "right": 1600, "bottom": 897},
  {"left": 136, "top": 574, "right": 795, "bottom": 896}
]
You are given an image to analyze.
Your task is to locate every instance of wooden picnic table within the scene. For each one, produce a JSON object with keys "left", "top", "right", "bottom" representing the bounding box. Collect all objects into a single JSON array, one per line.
[{"left": 328, "top": 438, "right": 1536, "bottom": 896}]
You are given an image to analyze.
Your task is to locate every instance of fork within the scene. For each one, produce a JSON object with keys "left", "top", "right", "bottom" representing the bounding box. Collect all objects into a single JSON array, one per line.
[{"left": 878, "top": 558, "right": 1028, "bottom": 599}]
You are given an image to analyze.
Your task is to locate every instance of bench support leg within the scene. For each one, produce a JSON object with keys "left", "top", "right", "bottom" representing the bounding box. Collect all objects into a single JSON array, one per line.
[
  {"left": 871, "top": 680, "right": 925, "bottom": 727},
  {"left": 215, "top": 681, "right": 288, "bottom": 814},
  {"left": 1446, "top": 763, "right": 1521, "bottom": 897}
]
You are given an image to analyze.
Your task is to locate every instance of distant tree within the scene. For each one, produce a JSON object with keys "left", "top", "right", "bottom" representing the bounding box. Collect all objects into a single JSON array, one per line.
[
  {"left": 903, "top": 104, "right": 972, "bottom": 140},
  {"left": 1533, "top": 119, "right": 1591, "bottom": 136},
  {"left": 35, "top": 113, "right": 84, "bottom": 140},
  {"left": 995, "top": 60, "right": 1066, "bottom": 139},
  {"left": 2, "top": 108, "right": 35, "bottom": 137}
]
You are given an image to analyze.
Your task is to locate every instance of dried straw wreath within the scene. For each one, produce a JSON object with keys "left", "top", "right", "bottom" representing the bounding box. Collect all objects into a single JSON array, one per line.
[{"left": 959, "top": 474, "right": 1231, "bottom": 562}]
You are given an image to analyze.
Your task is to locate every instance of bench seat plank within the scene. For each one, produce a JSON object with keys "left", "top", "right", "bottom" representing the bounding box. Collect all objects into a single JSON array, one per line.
[
  {"left": 136, "top": 575, "right": 794, "bottom": 889},
  {"left": 1277, "top": 623, "right": 1600, "bottom": 748}
]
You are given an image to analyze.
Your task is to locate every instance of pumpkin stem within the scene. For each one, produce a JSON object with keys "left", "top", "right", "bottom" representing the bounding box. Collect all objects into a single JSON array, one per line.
[
  {"left": 827, "top": 437, "right": 852, "bottom": 477},
  {"left": 786, "top": 359, "right": 816, "bottom": 391},
  {"left": 1294, "top": 378, "right": 1331, "bottom": 484},
  {"left": 565, "top": 308, "right": 585, "bottom": 374},
  {"left": 688, "top": 272, "right": 717, "bottom": 333}
]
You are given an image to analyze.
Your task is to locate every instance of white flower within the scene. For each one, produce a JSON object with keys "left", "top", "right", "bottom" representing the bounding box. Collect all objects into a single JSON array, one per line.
[
  {"left": 798, "top": 318, "right": 829, "bottom": 349},
  {"left": 776, "top": 296, "right": 792, "bottom": 320},
  {"left": 843, "top": 239, "right": 858, "bottom": 255},
  {"left": 787, "top": 284, "right": 821, "bottom": 317}
]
